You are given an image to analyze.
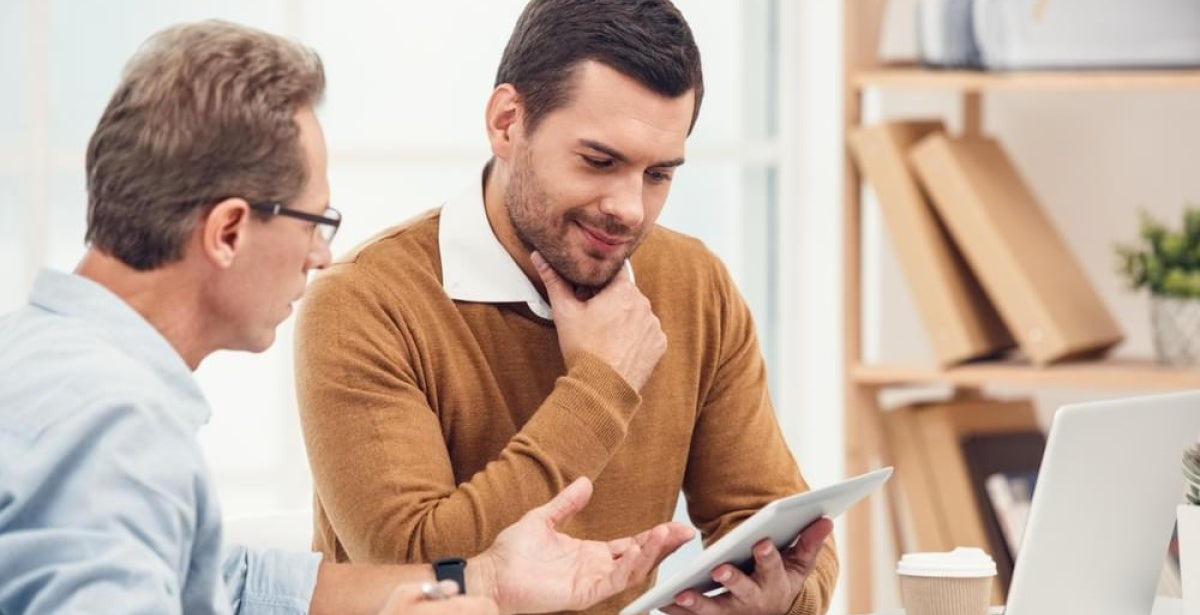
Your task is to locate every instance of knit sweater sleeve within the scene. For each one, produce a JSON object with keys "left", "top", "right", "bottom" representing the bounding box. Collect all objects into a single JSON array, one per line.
[
  {"left": 681, "top": 258, "right": 840, "bottom": 615},
  {"left": 294, "top": 262, "right": 642, "bottom": 564}
]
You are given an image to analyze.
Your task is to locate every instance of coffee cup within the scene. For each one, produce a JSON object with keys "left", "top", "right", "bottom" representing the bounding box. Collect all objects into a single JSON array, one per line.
[{"left": 896, "top": 547, "right": 996, "bottom": 615}]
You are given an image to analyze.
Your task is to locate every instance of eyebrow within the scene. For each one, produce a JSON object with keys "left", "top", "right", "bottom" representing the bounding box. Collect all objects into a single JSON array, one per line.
[{"left": 579, "top": 139, "right": 686, "bottom": 169}]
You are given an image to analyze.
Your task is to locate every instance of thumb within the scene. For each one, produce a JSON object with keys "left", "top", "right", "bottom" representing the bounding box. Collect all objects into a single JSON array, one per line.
[
  {"left": 531, "top": 251, "right": 575, "bottom": 309},
  {"left": 535, "top": 477, "right": 593, "bottom": 529}
]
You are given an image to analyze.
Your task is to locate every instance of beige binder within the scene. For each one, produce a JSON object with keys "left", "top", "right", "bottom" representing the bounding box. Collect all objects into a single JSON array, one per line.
[
  {"left": 849, "top": 121, "right": 1014, "bottom": 366},
  {"left": 909, "top": 134, "right": 1123, "bottom": 365}
]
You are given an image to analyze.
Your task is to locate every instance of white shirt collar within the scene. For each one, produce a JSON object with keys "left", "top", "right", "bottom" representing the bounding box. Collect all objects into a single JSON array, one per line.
[
  {"left": 438, "top": 166, "right": 634, "bottom": 322},
  {"left": 439, "top": 170, "right": 554, "bottom": 320}
]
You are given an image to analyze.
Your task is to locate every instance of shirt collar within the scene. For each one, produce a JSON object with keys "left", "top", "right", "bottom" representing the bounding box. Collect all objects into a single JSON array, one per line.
[
  {"left": 439, "top": 165, "right": 637, "bottom": 321},
  {"left": 438, "top": 167, "right": 555, "bottom": 320},
  {"left": 27, "top": 269, "right": 211, "bottom": 431}
]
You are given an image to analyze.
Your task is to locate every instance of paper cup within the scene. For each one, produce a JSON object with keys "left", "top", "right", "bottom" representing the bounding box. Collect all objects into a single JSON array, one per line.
[{"left": 897, "top": 547, "right": 996, "bottom": 615}]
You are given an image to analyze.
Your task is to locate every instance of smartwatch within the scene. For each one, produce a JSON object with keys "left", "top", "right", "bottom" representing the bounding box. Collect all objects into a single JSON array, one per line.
[{"left": 433, "top": 557, "right": 467, "bottom": 594}]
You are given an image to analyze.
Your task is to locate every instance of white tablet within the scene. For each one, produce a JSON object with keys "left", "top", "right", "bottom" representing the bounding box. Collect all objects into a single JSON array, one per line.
[{"left": 620, "top": 467, "right": 893, "bottom": 615}]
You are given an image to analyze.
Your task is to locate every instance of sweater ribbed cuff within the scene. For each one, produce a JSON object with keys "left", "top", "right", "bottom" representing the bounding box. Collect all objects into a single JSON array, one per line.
[
  {"left": 549, "top": 352, "right": 642, "bottom": 450},
  {"left": 786, "top": 576, "right": 821, "bottom": 615}
]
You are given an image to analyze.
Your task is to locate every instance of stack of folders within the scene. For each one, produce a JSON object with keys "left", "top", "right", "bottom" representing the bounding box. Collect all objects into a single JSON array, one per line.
[{"left": 848, "top": 121, "right": 1124, "bottom": 367}]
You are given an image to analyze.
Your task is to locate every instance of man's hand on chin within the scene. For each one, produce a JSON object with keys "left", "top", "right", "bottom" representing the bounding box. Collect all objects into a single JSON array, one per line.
[{"left": 469, "top": 477, "right": 695, "bottom": 614}]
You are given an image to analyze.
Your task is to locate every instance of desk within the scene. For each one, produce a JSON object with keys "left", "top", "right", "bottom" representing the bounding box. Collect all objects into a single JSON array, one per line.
[{"left": 862, "top": 596, "right": 1182, "bottom": 615}]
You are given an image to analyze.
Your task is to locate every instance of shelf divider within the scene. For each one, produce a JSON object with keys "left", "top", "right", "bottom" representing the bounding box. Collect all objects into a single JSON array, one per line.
[
  {"left": 855, "top": 67, "right": 1200, "bottom": 92},
  {"left": 854, "top": 358, "right": 1200, "bottom": 389}
]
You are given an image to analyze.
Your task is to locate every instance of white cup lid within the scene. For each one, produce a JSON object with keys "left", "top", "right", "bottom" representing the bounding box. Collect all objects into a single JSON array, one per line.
[{"left": 896, "top": 547, "right": 997, "bottom": 578}]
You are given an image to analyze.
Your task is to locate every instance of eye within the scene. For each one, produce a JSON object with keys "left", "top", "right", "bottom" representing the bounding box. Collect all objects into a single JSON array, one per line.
[
  {"left": 582, "top": 155, "right": 615, "bottom": 169},
  {"left": 646, "top": 169, "right": 673, "bottom": 184}
]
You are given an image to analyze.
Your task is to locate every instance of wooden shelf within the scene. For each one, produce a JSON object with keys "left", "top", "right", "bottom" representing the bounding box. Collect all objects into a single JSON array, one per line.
[
  {"left": 854, "top": 67, "right": 1200, "bottom": 92},
  {"left": 853, "top": 358, "right": 1200, "bottom": 389}
]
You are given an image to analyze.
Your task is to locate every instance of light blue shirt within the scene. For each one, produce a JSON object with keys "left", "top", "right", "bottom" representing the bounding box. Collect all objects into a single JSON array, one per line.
[{"left": 0, "top": 270, "right": 321, "bottom": 614}]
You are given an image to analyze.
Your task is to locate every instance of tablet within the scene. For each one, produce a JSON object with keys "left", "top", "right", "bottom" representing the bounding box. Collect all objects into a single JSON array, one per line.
[{"left": 619, "top": 467, "right": 893, "bottom": 615}]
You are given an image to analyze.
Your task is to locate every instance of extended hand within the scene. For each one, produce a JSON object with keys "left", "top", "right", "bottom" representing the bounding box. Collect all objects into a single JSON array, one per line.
[
  {"left": 532, "top": 251, "right": 667, "bottom": 391},
  {"left": 660, "top": 518, "right": 833, "bottom": 615},
  {"left": 472, "top": 477, "right": 694, "bottom": 614}
]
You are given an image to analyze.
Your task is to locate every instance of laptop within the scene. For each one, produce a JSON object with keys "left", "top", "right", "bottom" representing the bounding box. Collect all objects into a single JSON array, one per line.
[{"left": 1000, "top": 390, "right": 1200, "bottom": 615}]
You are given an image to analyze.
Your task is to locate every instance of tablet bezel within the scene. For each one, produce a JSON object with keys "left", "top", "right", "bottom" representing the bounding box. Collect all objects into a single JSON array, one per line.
[{"left": 619, "top": 467, "right": 893, "bottom": 615}]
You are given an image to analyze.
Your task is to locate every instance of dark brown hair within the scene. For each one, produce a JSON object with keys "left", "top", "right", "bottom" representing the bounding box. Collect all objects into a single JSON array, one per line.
[
  {"left": 495, "top": 0, "right": 704, "bottom": 135},
  {"left": 85, "top": 20, "right": 325, "bottom": 270}
]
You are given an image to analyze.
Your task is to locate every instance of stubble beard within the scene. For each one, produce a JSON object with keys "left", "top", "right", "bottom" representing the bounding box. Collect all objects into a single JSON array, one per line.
[{"left": 505, "top": 150, "right": 637, "bottom": 293}]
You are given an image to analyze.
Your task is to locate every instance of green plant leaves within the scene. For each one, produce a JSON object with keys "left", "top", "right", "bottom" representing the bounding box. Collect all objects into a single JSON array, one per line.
[{"left": 1115, "top": 206, "right": 1200, "bottom": 298}]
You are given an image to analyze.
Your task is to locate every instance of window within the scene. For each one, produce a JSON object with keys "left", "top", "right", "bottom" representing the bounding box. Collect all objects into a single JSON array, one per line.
[{"left": 2, "top": 0, "right": 787, "bottom": 521}]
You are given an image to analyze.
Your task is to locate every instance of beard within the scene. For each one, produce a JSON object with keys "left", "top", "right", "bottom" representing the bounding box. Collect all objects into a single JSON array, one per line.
[{"left": 505, "top": 149, "right": 642, "bottom": 292}]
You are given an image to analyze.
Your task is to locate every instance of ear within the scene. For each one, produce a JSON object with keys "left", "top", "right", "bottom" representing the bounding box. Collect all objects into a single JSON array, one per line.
[
  {"left": 485, "top": 83, "right": 523, "bottom": 161},
  {"left": 200, "top": 198, "right": 251, "bottom": 269}
]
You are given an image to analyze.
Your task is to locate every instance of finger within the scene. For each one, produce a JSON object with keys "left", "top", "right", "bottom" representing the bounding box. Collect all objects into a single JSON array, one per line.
[
  {"left": 665, "top": 521, "right": 697, "bottom": 542},
  {"left": 712, "top": 562, "right": 760, "bottom": 600},
  {"left": 750, "top": 539, "right": 788, "bottom": 592},
  {"left": 630, "top": 523, "right": 695, "bottom": 571},
  {"left": 531, "top": 251, "right": 576, "bottom": 308},
  {"left": 608, "top": 521, "right": 693, "bottom": 557},
  {"left": 533, "top": 476, "right": 593, "bottom": 529},
  {"left": 660, "top": 605, "right": 698, "bottom": 615},
  {"left": 671, "top": 590, "right": 725, "bottom": 615},
  {"left": 593, "top": 265, "right": 637, "bottom": 298},
  {"left": 607, "top": 524, "right": 659, "bottom": 585},
  {"left": 783, "top": 517, "right": 834, "bottom": 573}
]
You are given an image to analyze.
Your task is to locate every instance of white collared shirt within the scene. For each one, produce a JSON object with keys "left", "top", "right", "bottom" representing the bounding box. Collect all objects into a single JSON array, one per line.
[{"left": 438, "top": 170, "right": 633, "bottom": 321}]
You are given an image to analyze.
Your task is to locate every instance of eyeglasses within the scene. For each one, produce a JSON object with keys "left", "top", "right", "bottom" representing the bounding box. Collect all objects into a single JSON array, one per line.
[{"left": 249, "top": 201, "right": 342, "bottom": 243}]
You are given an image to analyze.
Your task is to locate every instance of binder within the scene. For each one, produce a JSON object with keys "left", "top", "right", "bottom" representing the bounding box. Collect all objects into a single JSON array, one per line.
[
  {"left": 909, "top": 134, "right": 1124, "bottom": 365},
  {"left": 848, "top": 121, "right": 1014, "bottom": 366}
]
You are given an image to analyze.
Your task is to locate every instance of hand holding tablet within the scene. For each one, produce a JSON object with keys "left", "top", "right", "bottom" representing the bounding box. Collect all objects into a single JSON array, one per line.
[{"left": 621, "top": 468, "right": 893, "bottom": 615}]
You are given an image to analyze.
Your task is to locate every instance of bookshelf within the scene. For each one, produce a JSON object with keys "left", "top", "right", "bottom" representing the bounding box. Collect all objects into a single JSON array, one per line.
[{"left": 841, "top": 2, "right": 1200, "bottom": 612}]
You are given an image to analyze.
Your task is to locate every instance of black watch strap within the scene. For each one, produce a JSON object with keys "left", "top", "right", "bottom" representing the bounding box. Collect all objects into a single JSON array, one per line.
[{"left": 433, "top": 557, "right": 467, "bottom": 594}]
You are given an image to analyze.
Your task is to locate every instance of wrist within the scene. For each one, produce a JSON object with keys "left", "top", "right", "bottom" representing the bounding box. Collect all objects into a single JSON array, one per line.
[{"left": 465, "top": 553, "right": 502, "bottom": 612}]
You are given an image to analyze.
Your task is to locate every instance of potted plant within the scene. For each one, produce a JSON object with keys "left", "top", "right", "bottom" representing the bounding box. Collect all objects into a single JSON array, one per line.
[
  {"left": 1115, "top": 208, "right": 1200, "bottom": 366},
  {"left": 1180, "top": 443, "right": 1200, "bottom": 612}
]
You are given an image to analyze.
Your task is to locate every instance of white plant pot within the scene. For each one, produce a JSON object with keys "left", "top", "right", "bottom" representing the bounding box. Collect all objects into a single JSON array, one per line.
[
  {"left": 1179, "top": 505, "right": 1200, "bottom": 615},
  {"left": 1151, "top": 296, "right": 1200, "bottom": 367}
]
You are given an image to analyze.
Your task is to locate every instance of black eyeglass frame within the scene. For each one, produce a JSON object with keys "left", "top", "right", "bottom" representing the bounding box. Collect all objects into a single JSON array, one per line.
[{"left": 248, "top": 201, "right": 342, "bottom": 242}]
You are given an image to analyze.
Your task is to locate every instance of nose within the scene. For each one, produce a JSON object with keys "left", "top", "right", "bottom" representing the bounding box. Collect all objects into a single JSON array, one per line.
[
  {"left": 306, "top": 235, "right": 333, "bottom": 271},
  {"left": 597, "top": 174, "right": 645, "bottom": 229}
]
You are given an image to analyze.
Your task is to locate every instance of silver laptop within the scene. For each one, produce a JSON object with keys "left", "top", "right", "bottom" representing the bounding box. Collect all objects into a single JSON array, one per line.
[{"left": 1003, "top": 390, "right": 1200, "bottom": 615}]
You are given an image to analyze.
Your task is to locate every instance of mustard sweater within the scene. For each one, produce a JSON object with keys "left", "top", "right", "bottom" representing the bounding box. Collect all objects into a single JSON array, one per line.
[{"left": 294, "top": 209, "right": 838, "bottom": 614}]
